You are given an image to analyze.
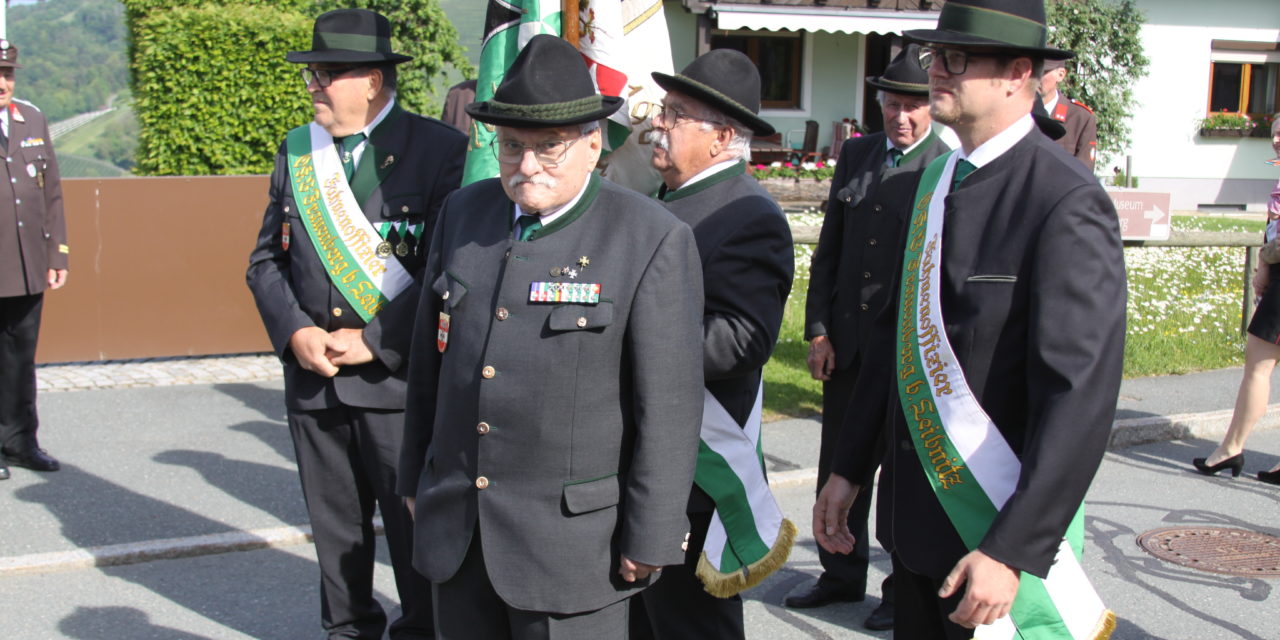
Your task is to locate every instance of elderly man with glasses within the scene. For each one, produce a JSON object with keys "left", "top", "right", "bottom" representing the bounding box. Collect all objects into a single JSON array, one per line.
[
  {"left": 246, "top": 9, "right": 465, "bottom": 639},
  {"left": 624, "top": 49, "right": 794, "bottom": 640},
  {"left": 396, "top": 35, "right": 704, "bottom": 640},
  {"left": 813, "top": 1, "right": 1125, "bottom": 638}
]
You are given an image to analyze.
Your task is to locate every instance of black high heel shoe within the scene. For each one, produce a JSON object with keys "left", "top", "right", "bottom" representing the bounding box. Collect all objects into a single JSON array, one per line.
[
  {"left": 1258, "top": 469, "right": 1280, "bottom": 485},
  {"left": 1192, "top": 454, "right": 1244, "bottom": 477}
]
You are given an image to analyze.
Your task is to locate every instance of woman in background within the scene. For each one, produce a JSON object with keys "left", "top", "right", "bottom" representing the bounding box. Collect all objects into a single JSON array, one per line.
[{"left": 1194, "top": 114, "right": 1280, "bottom": 483}]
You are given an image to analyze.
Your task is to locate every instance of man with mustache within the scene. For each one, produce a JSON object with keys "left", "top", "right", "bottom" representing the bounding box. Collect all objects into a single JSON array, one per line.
[
  {"left": 398, "top": 35, "right": 704, "bottom": 639},
  {"left": 812, "top": 1, "right": 1125, "bottom": 637},
  {"left": 630, "top": 49, "right": 794, "bottom": 640},
  {"left": 246, "top": 9, "right": 465, "bottom": 639},
  {"left": 791, "top": 44, "right": 949, "bottom": 631}
]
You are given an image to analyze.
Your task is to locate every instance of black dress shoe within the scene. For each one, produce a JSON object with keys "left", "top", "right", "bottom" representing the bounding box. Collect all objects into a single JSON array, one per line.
[
  {"left": 1259, "top": 469, "right": 1280, "bottom": 485},
  {"left": 2, "top": 447, "right": 60, "bottom": 472},
  {"left": 0, "top": 464, "right": 9, "bottom": 480},
  {"left": 1192, "top": 453, "right": 1243, "bottom": 478},
  {"left": 784, "top": 581, "right": 865, "bottom": 608},
  {"left": 863, "top": 600, "right": 894, "bottom": 631}
]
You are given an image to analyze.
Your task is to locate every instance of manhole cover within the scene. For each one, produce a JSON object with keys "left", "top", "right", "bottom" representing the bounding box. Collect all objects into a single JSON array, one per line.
[{"left": 1136, "top": 527, "right": 1280, "bottom": 576}]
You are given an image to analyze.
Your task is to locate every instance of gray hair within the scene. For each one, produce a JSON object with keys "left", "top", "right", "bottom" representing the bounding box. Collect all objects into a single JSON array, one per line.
[
  {"left": 580, "top": 120, "right": 601, "bottom": 136},
  {"left": 687, "top": 102, "right": 753, "bottom": 162}
]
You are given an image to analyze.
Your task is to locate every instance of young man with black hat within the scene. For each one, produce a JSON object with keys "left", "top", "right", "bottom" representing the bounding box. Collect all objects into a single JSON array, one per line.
[
  {"left": 0, "top": 39, "right": 66, "bottom": 481},
  {"left": 628, "top": 48, "right": 794, "bottom": 640},
  {"left": 813, "top": 1, "right": 1124, "bottom": 638},
  {"left": 1040, "top": 58, "right": 1098, "bottom": 170},
  {"left": 791, "top": 44, "right": 950, "bottom": 630},
  {"left": 396, "top": 34, "right": 704, "bottom": 640},
  {"left": 246, "top": 8, "right": 466, "bottom": 639}
]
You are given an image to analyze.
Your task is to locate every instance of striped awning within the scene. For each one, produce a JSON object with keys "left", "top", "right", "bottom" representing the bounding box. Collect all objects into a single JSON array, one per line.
[{"left": 713, "top": 6, "right": 939, "bottom": 35}]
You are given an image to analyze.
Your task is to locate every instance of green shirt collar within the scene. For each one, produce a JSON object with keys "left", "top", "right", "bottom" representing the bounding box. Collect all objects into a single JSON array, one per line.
[
  {"left": 513, "top": 173, "right": 601, "bottom": 241},
  {"left": 659, "top": 160, "right": 746, "bottom": 202}
]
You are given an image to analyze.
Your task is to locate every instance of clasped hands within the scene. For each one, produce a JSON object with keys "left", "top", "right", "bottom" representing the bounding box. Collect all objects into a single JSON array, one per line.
[
  {"left": 288, "top": 326, "right": 375, "bottom": 377},
  {"left": 813, "top": 472, "right": 1020, "bottom": 629}
]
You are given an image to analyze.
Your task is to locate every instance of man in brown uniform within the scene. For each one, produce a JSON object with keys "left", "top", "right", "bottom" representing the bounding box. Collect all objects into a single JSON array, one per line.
[
  {"left": 0, "top": 40, "right": 66, "bottom": 481},
  {"left": 1040, "top": 58, "right": 1097, "bottom": 170}
]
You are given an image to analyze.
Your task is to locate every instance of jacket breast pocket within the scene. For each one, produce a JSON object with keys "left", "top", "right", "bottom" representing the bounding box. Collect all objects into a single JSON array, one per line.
[
  {"left": 431, "top": 271, "right": 469, "bottom": 311},
  {"left": 548, "top": 301, "right": 614, "bottom": 332},
  {"left": 562, "top": 473, "right": 620, "bottom": 515},
  {"left": 383, "top": 194, "right": 425, "bottom": 220},
  {"left": 966, "top": 274, "right": 1017, "bottom": 283}
]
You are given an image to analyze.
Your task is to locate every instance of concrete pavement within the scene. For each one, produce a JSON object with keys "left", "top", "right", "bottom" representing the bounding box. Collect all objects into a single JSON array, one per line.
[{"left": 1, "top": 361, "right": 1279, "bottom": 638}]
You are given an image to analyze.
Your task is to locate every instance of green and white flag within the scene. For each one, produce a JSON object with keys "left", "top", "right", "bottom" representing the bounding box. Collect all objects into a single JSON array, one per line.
[
  {"left": 463, "top": 0, "right": 564, "bottom": 186},
  {"left": 896, "top": 152, "right": 1116, "bottom": 640},
  {"left": 694, "top": 383, "right": 796, "bottom": 598}
]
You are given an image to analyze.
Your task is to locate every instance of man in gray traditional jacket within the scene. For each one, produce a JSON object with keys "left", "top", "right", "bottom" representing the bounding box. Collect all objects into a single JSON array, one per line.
[{"left": 397, "top": 34, "right": 705, "bottom": 640}]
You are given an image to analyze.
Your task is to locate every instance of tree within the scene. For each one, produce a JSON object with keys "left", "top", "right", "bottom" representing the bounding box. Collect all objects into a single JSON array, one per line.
[{"left": 1047, "top": 0, "right": 1150, "bottom": 166}]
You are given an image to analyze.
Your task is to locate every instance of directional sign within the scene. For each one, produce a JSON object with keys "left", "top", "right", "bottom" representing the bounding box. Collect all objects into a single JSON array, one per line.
[{"left": 1107, "top": 191, "right": 1171, "bottom": 241}]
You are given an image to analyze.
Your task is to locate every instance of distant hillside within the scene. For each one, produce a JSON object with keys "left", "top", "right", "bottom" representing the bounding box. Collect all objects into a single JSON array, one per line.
[{"left": 9, "top": 0, "right": 128, "bottom": 123}]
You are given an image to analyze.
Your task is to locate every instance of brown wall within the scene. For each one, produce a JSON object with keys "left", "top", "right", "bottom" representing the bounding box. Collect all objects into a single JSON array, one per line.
[{"left": 36, "top": 176, "right": 273, "bottom": 363}]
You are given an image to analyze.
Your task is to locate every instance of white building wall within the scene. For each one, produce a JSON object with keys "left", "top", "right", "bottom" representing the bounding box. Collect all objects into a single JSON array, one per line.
[{"left": 1129, "top": 0, "right": 1279, "bottom": 211}]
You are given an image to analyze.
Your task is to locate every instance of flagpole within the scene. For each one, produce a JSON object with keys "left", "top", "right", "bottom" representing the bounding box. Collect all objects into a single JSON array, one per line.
[{"left": 562, "top": 0, "right": 579, "bottom": 48}]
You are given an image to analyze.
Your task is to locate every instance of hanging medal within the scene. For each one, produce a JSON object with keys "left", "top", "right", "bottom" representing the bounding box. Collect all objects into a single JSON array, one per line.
[{"left": 437, "top": 311, "right": 450, "bottom": 352}]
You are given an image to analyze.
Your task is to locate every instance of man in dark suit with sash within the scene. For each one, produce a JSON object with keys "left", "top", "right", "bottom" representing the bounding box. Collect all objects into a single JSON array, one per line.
[
  {"left": 0, "top": 40, "right": 65, "bottom": 480},
  {"left": 397, "top": 35, "right": 704, "bottom": 640},
  {"left": 790, "top": 45, "right": 949, "bottom": 630},
  {"left": 246, "top": 9, "right": 465, "bottom": 639},
  {"left": 629, "top": 49, "right": 794, "bottom": 640},
  {"left": 812, "top": 1, "right": 1125, "bottom": 638}
]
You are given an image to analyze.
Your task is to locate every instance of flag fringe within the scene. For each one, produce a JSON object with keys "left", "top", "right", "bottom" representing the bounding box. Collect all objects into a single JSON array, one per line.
[
  {"left": 1090, "top": 609, "right": 1117, "bottom": 640},
  {"left": 694, "top": 518, "right": 797, "bottom": 599}
]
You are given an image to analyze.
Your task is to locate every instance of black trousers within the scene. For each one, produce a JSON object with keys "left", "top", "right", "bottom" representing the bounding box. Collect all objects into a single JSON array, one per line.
[
  {"left": 0, "top": 293, "right": 42, "bottom": 454},
  {"left": 816, "top": 364, "right": 877, "bottom": 597},
  {"left": 630, "top": 508, "right": 745, "bottom": 640},
  {"left": 433, "top": 527, "right": 629, "bottom": 640},
  {"left": 891, "top": 554, "right": 970, "bottom": 639},
  {"left": 288, "top": 406, "right": 433, "bottom": 640}
]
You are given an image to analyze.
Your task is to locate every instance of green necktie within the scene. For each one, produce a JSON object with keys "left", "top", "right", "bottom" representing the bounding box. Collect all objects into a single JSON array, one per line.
[
  {"left": 952, "top": 159, "right": 976, "bottom": 190},
  {"left": 516, "top": 214, "right": 542, "bottom": 241},
  {"left": 888, "top": 148, "right": 904, "bottom": 168},
  {"left": 338, "top": 132, "right": 366, "bottom": 181}
]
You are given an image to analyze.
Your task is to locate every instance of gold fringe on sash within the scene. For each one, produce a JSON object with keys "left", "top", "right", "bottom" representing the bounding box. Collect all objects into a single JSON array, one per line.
[
  {"left": 1091, "top": 609, "right": 1118, "bottom": 640},
  {"left": 694, "top": 518, "right": 797, "bottom": 598}
]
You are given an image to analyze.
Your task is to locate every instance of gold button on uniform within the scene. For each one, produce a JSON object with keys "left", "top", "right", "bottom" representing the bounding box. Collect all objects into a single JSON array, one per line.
[
  {"left": 482, "top": 366, "right": 496, "bottom": 379},
  {"left": 576, "top": 317, "right": 587, "bottom": 328},
  {"left": 496, "top": 307, "right": 509, "bottom": 320},
  {"left": 860, "top": 303, "right": 870, "bottom": 311},
  {"left": 442, "top": 290, "right": 450, "bottom": 300},
  {"left": 475, "top": 476, "right": 490, "bottom": 490},
  {"left": 401, "top": 205, "right": 410, "bottom": 213},
  {"left": 332, "top": 307, "right": 343, "bottom": 317},
  {"left": 477, "top": 422, "right": 491, "bottom": 435}
]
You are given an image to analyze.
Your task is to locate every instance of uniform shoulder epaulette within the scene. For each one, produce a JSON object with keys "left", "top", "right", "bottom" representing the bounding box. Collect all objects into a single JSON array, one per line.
[
  {"left": 12, "top": 97, "right": 41, "bottom": 112},
  {"left": 1070, "top": 98, "right": 1094, "bottom": 114}
]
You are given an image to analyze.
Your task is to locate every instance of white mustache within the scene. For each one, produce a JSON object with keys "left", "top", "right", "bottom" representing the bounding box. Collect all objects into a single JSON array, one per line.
[
  {"left": 649, "top": 129, "right": 670, "bottom": 151},
  {"left": 508, "top": 174, "right": 558, "bottom": 189}
]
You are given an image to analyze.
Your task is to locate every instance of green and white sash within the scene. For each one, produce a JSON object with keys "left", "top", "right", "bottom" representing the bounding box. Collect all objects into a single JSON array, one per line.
[
  {"left": 286, "top": 123, "right": 412, "bottom": 322},
  {"left": 694, "top": 383, "right": 796, "bottom": 598},
  {"left": 896, "top": 153, "right": 1115, "bottom": 640}
]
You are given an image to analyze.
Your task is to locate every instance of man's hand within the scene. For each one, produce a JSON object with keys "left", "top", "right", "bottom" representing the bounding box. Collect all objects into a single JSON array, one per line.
[
  {"left": 618, "top": 555, "right": 661, "bottom": 583},
  {"left": 289, "top": 326, "right": 340, "bottom": 377},
  {"left": 940, "top": 550, "right": 1020, "bottom": 629},
  {"left": 47, "top": 269, "right": 67, "bottom": 290},
  {"left": 405, "top": 497, "right": 415, "bottom": 520},
  {"left": 326, "top": 327, "right": 375, "bottom": 366},
  {"left": 813, "top": 472, "right": 859, "bottom": 555},
  {"left": 806, "top": 335, "right": 836, "bottom": 381}
]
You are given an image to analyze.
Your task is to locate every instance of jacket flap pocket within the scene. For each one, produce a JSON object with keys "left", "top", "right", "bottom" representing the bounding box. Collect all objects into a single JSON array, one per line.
[
  {"left": 431, "top": 271, "right": 469, "bottom": 307},
  {"left": 384, "top": 194, "right": 426, "bottom": 218},
  {"left": 562, "top": 474, "right": 620, "bottom": 514},
  {"left": 548, "top": 301, "right": 614, "bottom": 331},
  {"left": 966, "top": 274, "right": 1017, "bottom": 283}
]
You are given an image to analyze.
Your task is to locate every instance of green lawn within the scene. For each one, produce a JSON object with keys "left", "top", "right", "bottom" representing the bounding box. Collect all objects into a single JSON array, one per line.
[{"left": 762, "top": 213, "right": 1266, "bottom": 420}]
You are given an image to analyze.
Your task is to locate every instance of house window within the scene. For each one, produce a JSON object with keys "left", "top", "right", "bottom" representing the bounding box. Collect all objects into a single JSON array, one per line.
[
  {"left": 710, "top": 32, "right": 803, "bottom": 110},
  {"left": 1208, "top": 40, "right": 1280, "bottom": 122}
]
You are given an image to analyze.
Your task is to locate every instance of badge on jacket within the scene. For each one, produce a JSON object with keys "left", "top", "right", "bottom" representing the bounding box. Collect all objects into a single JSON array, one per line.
[
  {"left": 437, "top": 311, "right": 450, "bottom": 353},
  {"left": 281, "top": 222, "right": 291, "bottom": 251}
]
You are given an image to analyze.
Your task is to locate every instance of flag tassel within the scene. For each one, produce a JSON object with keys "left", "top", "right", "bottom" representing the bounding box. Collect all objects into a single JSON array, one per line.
[{"left": 695, "top": 518, "right": 797, "bottom": 599}]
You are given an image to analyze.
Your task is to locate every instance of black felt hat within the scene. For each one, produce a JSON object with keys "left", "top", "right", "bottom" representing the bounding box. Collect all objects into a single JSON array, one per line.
[
  {"left": 287, "top": 9, "right": 412, "bottom": 65},
  {"left": 652, "top": 49, "right": 775, "bottom": 137},
  {"left": 466, "top": 34, "right": 623, "bottom": 128},
  {"left": 0, "top": 40, "right": 20, "bottom": 69},
  {"left": 866, "top": 44, "right": 929, "bottom": 97},
  {"left": 904, "top": 0, "right": 1073, "bottom": 61}
]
